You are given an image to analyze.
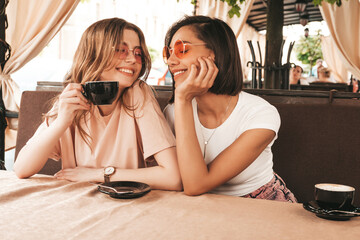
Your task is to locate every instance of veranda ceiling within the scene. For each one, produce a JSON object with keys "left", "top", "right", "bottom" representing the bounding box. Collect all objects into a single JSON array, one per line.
[{"left": 246, "top": 0, "right": 323, "bottom": 31}]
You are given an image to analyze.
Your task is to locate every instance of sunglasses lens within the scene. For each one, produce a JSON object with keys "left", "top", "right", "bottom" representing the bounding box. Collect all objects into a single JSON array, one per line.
[
  {"left": 133, "top": 47, "right": 143, "bottom": 64},
  {"left": 116, "top": 45, "right": 143, "bottom": 64},
  {"left": 118, "top": 45, "right": 128, "bottom": 59},
  {"left": 162, "top": 40, "right": 191, "bottom": 64},
  {"left": 174, "top": 40, "right": 185, "bottom": 59}
]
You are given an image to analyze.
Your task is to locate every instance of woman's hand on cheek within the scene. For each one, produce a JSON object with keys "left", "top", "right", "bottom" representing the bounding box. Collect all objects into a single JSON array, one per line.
[
  {"left": 175, "top": 57, "right": 218, "bottom": 102},
  {"left": 201, "top": 56, "right": 218, "bottom": 89}
]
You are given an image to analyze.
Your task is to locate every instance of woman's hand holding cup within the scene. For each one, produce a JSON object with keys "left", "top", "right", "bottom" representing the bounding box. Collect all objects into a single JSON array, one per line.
[{"left": 57, "top": 83, "right": 90, "bottom": 128}]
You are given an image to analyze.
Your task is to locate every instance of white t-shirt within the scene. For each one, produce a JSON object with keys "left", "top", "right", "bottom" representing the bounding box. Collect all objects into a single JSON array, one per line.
[{"left": 164, "top": 91, "right": 280, "bottom": 196}]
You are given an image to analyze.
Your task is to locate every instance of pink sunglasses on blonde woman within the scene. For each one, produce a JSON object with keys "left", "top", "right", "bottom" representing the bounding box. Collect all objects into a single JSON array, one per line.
[
  {"left": 114, "top": 44, "right": 143, "bottom": 64},
  {"left": 162, "top": 39, "right": 206, "bottom": 64}
]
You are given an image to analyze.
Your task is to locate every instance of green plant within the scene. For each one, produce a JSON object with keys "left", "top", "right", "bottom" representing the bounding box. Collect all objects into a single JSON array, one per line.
[
  {"left": 294, "top": 30, "right": 323, "bottom": 69},
  {"left": 219, "top": 0, "right": 246, "bottom": 18},
  {"left": 313, "top": 0, "right": 343, "bottom": 7},
  {"left": 148, "top": 46, "right": 159, "bottom": 63}
]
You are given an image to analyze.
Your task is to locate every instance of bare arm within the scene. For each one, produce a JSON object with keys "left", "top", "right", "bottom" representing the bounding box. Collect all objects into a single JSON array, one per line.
[
  {"left": 54, "top": 146, "right": 182, "bottom": 191},
  {"left": 176, "top": 111, "right": 275, "bottom": 196},
  {"left": 13, "top": 84, "right": 90, "bottom": 178}
]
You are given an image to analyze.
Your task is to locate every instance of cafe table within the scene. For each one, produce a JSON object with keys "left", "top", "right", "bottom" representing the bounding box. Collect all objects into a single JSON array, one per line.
[{"left": 0, "top": 170, "right": 359, "bottom": 240}]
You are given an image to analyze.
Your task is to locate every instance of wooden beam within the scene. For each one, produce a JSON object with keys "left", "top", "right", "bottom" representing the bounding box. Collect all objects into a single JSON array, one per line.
[{"left": 265, "top": 0, "right": 284, "bottom": 89}]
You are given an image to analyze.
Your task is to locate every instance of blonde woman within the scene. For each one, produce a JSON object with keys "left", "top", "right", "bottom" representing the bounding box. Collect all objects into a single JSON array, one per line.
[{"left": 14, "top": 18, "right": 181, "bottom": 191}]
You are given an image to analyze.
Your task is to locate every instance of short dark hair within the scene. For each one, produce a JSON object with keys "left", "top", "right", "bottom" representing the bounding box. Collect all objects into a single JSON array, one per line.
[
  {"left": 295, "top": 65, "right": 304, "bottom": 73},
  {"left": 165, "top": 15, "right": 243, "bottom": 96}
]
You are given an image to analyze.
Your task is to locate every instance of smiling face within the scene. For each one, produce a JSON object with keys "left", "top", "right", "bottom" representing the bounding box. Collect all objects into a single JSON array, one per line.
[
  {"left": 291, "top": 66, "right": 302, "bottom": 81},
  {"left": 167, "top": 26, "right": 215, "bottom": 87},
  {"left": 100, "top": 29, "right": 142, "bottom": 91}
]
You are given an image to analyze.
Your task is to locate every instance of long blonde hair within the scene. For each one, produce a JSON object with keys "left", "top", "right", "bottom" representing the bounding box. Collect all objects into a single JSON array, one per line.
[{"left": 45, "top": 18, "right": 151, "bottom": 145}]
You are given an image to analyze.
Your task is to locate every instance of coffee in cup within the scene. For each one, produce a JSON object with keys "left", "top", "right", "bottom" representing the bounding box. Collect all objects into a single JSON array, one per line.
[
  {"left": 82, "top": 81, "right": 119, "bottom": 105},
  {"left": 315, "top": 183, "right": 355, "bottom": 210}
]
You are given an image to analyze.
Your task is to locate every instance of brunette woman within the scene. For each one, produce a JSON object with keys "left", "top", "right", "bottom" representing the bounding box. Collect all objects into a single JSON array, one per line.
[{"left": 163, "top": 16, "right": 296, "bottom": 201}]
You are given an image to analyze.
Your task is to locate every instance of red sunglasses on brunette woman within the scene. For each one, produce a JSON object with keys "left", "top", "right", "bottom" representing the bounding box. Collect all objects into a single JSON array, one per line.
[
  {"left": 114, "top": 44, "right": 143, "bottom": 64},
  {"left": 162, "top": 39, "right": 206, "bottom": 64}
]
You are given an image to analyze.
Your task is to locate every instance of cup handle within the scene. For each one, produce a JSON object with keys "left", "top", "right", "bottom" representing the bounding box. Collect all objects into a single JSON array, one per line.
[
  {"left": 81, "top": 84, "right": 88, "bottom": 99},
  {"left": 338, "top": 198, "right": 353, "bottom": 210}
]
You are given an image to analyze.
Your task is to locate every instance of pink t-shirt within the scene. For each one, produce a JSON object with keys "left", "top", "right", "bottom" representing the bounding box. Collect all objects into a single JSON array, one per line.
[{"left": 29, "top": 81, "right": 175, "bottom": 169}]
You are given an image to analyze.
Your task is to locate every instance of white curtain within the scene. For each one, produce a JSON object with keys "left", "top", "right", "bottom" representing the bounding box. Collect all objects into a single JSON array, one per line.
[
  {"left": 319, "top": 0, "right": 360, "bottom": 80},
  {"left": 197, "top": 0, "right": 259, "bottom": 79},
  {"left": 321, "top": 36, "right": 348, "bottom": 83},
  {"left": 1, "top": 0, "right": 80, "bottom": 150},
  {"left": 197, "top": 0, "right": 255, "bottom": 38}
]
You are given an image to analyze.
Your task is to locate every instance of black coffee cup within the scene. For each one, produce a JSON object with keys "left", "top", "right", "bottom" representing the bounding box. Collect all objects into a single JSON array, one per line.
[
  {"left": 82, "top": 81, "right": 119, "bottom": 105},
  {"left": 315, "top": 183, "right": 355, "bottom": 210}
]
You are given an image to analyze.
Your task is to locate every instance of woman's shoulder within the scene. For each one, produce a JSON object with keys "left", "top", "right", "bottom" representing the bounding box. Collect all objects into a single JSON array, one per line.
[
  {"left": 233, "top": 92, "right": 280, "bottom": 130},
  {"left": 240, "top": 91, "right": 274, "bottom": 107},
  {"left": 163, "top": 103, "right": 175, "bottom": 134},
  {"left": 237, "top": 92, "right": 279, "bottom": 117},
  {"left": 163, "top": 103, "right": 174, "bottom": 114}
]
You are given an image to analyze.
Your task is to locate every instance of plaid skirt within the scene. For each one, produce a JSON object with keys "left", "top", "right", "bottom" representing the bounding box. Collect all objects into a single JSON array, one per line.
[{"left": 242, "top": 173, "right": 297, "bottom": 203}]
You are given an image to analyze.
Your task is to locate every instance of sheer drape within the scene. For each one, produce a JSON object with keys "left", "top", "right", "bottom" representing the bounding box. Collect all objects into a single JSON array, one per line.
[
  {"left": 197, "top": 0, "right": 255, "bottom": 37},
  {"left": 2, "top": 0, "right": 79, "bottom": 150},
  {"left": 321, "top": 36, "right": 348, "bottom": 83},
  {"left": 197, "top": 0, "right": 258, "bottom": 79},
  {"left": 320, "top": 0, "right": 360, "bottom": 80}
]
